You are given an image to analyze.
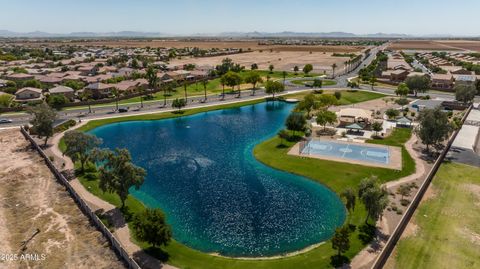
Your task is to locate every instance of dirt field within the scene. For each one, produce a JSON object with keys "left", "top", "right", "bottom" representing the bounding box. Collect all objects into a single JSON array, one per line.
[
  {"left": 13, "top": 39, "right": 364, "bottom": 52},
  {"left": 388, "top": 40, "right": 480, "bottom": 52},
  {"left": 170, "top": 50, "right": 353, "bottom": 74},
  {"left": 0, "top": 130, "right": 125, "bottom": 269}
]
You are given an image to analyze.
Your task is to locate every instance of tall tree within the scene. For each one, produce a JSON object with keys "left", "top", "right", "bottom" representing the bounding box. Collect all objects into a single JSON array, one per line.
[
  {"left": 111, "top": 88, "right": 120, "bottom": 111},
  {"left": 220, "top": 76, "right": 226, "bottom": 100},
  {"left": 183, "top": 81, "right": 189, "bottom": 102},
  {"left": 369, "top": 76, "right": 377, "bottom": 90},
  {"left": 244, "top": 72, "right": 263, "bottom": 96},
  {"left": 63, "top": 131, "right": 102, "bottom": 172},
  {"left": 303, "top": 64, "right": 313, "bottom": 76},
  {"left": 222, "top": 71, "right": 242, "bottom": 98},
  {"left": 371, "top": 121, "right": 383, "bottom": 136},
  {"left": 285, "top": 112, "right": 306, "bottom": 136},
  {"left": 264, "top": 80, "right": 285, "bottom": 100},
  {"left": 282, "top": 71, "right": 287, "bottom": 86},
  {"left": 146, "top": 66, "right": 158, "bottom": 108},
  {"left": 416, "top": 107, "right": 451, "bottom": 152},
  {"left": 395, "top": 83, "right": 410, "bottom": 97},
  {"left": 405, "top": 75, "right": 431, "bottom": 96},
  {"left": 316, "top": 110, "right": 337, "bottom": 130},
  {"left": 94, "top": 148, "right": 146, "bottom": 209},
  {"left": 202, "top": 79, "right": 208, "bottom": 102},
  {"left": 132, "top": 208, "right": 172, "bottom": 248},
  {"left": 268, "top": 64, "right": 274, "bottom": 73},
  {"left": 358, "top": 176, "right": 389, "bottom": 224},
  {"left": 172, "top": 98, "right": 187, "bottom": 111},
  {"left": 331, "top": 225, "right": 350, "bottom": 256},
  {"left": 341, "top": 188, "right": 356, "bottom": 213},
  {"left": 331, "top": 63, "right": 337, "bottom": 78},
  {"left": 28, "top": 103, "right": 56, "bottom": 146},
  {"left": 296, "top": 93, "right": 316, "bottom": 117},
  {"left": 293, "top": 65, "right": 299, "bottom": 75},
  {"left": 455, "top": 84, "right": 476, "bottom": 104}
]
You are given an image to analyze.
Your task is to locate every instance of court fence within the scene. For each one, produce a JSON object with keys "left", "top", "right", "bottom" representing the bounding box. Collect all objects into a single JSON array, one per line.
[
  {"left": 20, "top": 127, "right": 141, "bottom": 269},
  {"left": 298, "top": 137, "right": 312, "bottom": 154},
  {"left": 370, "top": 104, "right": 473, "bottom": 269}
]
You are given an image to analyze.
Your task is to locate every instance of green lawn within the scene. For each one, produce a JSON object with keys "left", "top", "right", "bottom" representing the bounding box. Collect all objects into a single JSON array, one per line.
[
  {"left": 282, "top": 90, "right": 386, "bottom": 106},
  {"left": 394, "top": 162, "right": 480, "bottom": 269},
  {"left": 67, "top": 92, "right": 414, "bottom": 269},
  {"left": 291, "top": 79, "right": 337, "bottom": 86}
]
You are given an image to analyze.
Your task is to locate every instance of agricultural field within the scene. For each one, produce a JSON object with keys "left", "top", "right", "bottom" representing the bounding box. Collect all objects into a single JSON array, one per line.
[
  {"left": 388, "top": 39, "right": 480, "bottom": 52},
  {"left": 12, "top": 39, "right": 365, "bottom": 52}
]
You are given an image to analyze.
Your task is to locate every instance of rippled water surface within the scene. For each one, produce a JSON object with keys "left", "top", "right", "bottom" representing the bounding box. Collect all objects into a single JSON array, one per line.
[{"left": 90, "top": 102, "right": 345, "bottom": 257}]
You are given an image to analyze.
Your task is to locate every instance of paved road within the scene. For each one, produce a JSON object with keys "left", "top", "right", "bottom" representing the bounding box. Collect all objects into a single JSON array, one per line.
[
  {"left": 0, "top": 88, "right": 303, "bottom": 128},
  {"left": 2, "top": 44, "right": 469, "bottom": 128}
]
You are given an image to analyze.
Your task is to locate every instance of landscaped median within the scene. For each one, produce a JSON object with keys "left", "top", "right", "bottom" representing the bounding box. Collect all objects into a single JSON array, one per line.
[{"left": 58, "top": 90, "right": 414, "bottom": 268}]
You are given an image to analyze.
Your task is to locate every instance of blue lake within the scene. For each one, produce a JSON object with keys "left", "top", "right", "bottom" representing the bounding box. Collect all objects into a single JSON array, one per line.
[{"left": 90, "top": 102, "right": 345, "bottom": 257}]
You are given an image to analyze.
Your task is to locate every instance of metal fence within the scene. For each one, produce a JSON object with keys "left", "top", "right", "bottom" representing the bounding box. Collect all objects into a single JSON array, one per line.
[
  {"left": 370, "top": 105, "right": 473, "bottom": 269},
  {"left": 298, "top": 137, "right": 312, "bottom": 155},
  {"left": 20, "top": 127, "right": 141, "bottom": 269}
]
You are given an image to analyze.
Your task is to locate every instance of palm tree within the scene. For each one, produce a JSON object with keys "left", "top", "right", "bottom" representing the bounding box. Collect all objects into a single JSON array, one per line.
[
  {"left": 282, "top": 71, "right": 287, "bottom": 86},
  {"left": 220, "top": 76, "right": 226, "bottom": 100},
  {"left": 112, "top": 88, "right": 119, "bottom": 111},
  {"left": 183, "top": 81, "right": 188, "bottom": 103},
  {"left": 202, "top": 79, "right": 208, "bottom": 102},
  {"left": 331, "top": 63, "right": 337, "bottom": 78},
  {"left": 344, "top": 61, "right": 348, "bottom": 74},
  {"left": 81, "top": 91, "right": 93, "bottom": 113},
  {"left": 237, "top": 77, "right": 243, "bottom": 98},
  {"left": 146, "top": 66, "right": 158, "bottom": 107}
]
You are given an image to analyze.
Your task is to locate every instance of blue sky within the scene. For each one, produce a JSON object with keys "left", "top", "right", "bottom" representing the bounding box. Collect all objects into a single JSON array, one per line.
[{"left": 1, "top": 0, "right": 479, "bottom": 36}]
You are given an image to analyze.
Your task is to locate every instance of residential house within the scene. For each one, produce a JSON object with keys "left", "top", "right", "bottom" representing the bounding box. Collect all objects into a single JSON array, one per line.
[
  {"left": 85, "top": 82, "right": 116, "bottom": 99},
  {"left": 6, "top": 73, "right": 35, "bottom": 81},
  {"left": 77, "top": 64, "right": 99, "bottom": 76},
  {"left": 48, "top": 86, "right": 75, "bottom": 101},
  {"left": 117, "top": 67, "right": 134, "bottom": 77},
  {"left": 113, "top": 79, "right": 148, "bottom": 93},
  {"left": 15, "top": 87, "right": 43, "bottom": 102},
  {"left": 38, "top": 75, "right": 64, "bottom": 86},
  {"left": 431, "top": 73, "right": 454, "bottom": 90}
]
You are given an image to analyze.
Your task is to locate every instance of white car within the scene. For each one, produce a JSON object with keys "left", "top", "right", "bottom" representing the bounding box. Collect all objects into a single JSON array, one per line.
[{"left": 0, "top": 118, "right": 13, "bottom": 124}]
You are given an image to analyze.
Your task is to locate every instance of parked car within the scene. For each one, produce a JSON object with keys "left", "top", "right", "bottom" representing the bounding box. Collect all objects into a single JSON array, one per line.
[
  {"left": 0, "top": 118, "right": 13, "bottom": 124},
  {"left": 118, "top": 108, "right": 129, "bottom": 113}
]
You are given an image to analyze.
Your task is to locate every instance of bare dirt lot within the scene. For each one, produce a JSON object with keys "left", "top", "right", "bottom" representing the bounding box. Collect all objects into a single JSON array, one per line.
[
  {"left": 388, "top": 40, "right": 480, "bottom": 52},
  {"left": 170, "top": 50, "right": 353, "bottom": 74},
  {"left": 0, "top": 130, "right": 125, "bottom": 269},
  {"left": 13, "top": 39, "right": 364, "bottom": 52}
]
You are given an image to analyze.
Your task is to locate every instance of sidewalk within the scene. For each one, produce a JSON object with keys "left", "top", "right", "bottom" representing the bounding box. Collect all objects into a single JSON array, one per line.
[{"left": 47, "top": 128, "right": 178, "bottom": 269}]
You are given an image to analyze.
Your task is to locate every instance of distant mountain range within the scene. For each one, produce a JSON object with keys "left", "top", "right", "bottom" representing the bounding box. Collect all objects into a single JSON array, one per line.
[
  {"left": 0, "top": 30, "right": 167, "bottom": 38},
  {"left": 216, "top": 31, "right": 411, "bottom": 38},
  {"left": 0, "top": 30, "right": 471, "bottom": 38}
]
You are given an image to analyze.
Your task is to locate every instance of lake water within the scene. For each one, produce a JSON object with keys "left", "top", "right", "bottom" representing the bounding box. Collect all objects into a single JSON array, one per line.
[{"left": 90, "top": 102, "right": 345, "bottom": 257}]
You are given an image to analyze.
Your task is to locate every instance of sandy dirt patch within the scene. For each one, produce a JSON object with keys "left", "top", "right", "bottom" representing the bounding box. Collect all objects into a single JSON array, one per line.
[
  {"left": 166, "top": 50, "right": 353, "bottom": 74},
  {"left": 0, "top": 130, "right": 125, "bottom": 269},
  {"left": 462, "top": 183, "right": 480, "bottom": 206}
]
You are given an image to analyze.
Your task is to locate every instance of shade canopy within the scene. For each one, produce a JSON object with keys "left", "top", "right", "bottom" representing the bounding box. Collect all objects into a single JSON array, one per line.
[{"left": 345, "top": 123, "right": 363, "bottom": 130}]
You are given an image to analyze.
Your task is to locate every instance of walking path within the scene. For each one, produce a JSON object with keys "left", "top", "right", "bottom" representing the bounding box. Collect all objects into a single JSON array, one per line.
[
  {"left": 349, "top": 134, "right": 428, "bottom": 269},
  {"left": 47, "top": 126, "right": 178, "bottom": 269}
]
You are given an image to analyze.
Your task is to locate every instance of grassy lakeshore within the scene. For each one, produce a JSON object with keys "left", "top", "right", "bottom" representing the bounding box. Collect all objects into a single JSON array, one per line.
[{"left": 64, "top": 90, "right": 410, "bottom": 268}]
